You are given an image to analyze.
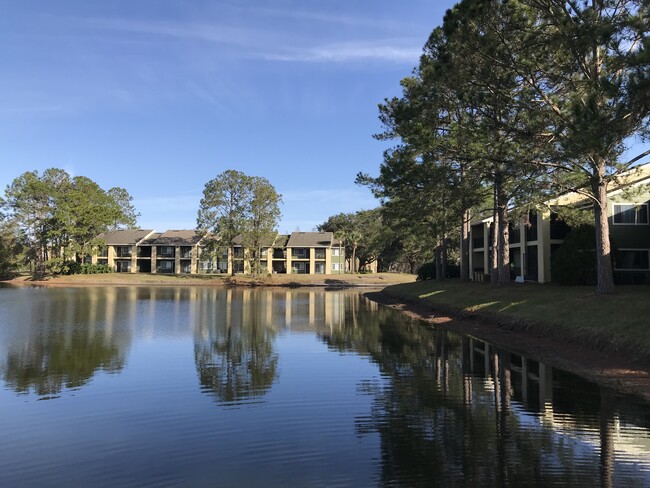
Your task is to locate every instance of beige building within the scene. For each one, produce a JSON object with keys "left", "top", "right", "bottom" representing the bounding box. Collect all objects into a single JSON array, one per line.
[
  {"left": 95, "top": 230, "right": 348, "bottom": 275},
  {"left": 470, "top": 163, "right": 650, "bottom": 283}
]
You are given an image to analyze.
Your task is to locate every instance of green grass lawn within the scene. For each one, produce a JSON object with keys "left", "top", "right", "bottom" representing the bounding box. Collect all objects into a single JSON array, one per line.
[{"left": 383, "top": 279, "right": 650, "bottom": 360}]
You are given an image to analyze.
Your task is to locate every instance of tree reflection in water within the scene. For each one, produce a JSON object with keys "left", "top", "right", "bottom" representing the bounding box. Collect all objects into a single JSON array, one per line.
[
  {"left": 194, "top": 289, "right": 278, "bottom": 405},
  {"left": 1, "top": 288, "right": 131, "bottom": 398},
  {"left": 320, "top": 294, "right": 650, "bottom": 487}
]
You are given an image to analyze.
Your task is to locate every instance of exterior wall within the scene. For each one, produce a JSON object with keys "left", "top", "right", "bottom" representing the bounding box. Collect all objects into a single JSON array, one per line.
[
  {"left": 470, "top": 211, "right": 555, "bottom": 283},
  {"left": 469, "top": 190, "right": 650, "bottom": 284},
  {"left": 91, "top": 232, "right": 363, "bottom": 277},
  {"left": 608, "top": 188, "right": 650, "bottom": 283},
  {"left": 330, "top": 246, "right": 345, "bottom": 274}
]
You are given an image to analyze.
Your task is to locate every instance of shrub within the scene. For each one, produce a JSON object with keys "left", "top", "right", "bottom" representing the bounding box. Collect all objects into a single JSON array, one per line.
[
  {"left": 551, "top": 224, "right": 597, "bottom": 285},
  {"left": 80, "top": 263, "right": 112, "bottom": 274},
  {"left": 46, "top": 259, "right": 82, "bottom": 275},
  {"left": 417, "top": 262, "right": 436, "bottom": 281},
  {"left": 417, "top": 261, "right": 461, "bottom": 281}
]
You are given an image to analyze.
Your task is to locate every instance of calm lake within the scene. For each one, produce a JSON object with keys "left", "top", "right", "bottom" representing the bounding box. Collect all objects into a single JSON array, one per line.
[{"left": 1, "top": 285, "right": 649, "bottom": 487}]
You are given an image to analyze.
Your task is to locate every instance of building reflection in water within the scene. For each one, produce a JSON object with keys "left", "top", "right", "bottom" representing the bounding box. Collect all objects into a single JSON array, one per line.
[
  {"left": 2, "top": 285, "right": 644, "bottom": 486},
  {"left": 320, "top": 305, "right": 650, "bottom": 487}
]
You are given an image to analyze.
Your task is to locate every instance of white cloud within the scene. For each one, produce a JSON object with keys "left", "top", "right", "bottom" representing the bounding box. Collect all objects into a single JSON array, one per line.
[
  {"left": 77, "top": 17, "right": 421, "bottom": 64},
  {"left": 264, "top": 42, "right": 421, "bottom": 63}
]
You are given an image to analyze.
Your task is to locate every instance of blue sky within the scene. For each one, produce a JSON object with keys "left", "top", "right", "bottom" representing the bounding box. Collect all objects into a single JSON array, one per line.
[
  {"left": 3, "top": 2, "right": 647, "bottom": 234},
  {"left": 0, "top": 1, "right": 456, "bottom": 232}
]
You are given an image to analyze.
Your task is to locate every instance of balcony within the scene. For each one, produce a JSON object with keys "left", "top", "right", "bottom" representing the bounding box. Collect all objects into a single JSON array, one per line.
[
  {"left": 157, "top": 246, "right": 175, "bottom": 258},
  {"left": 292, "top": 249, "right": 308, "bottom": 260},
  {"left": 115, "top": 246, "right": 132, "bottom": 258},
  {"left": 137, "top": 246, "right": 152, "bottom": 258},
  {"left": 314, "top": 249, "right": 326, "bottom": 260}
]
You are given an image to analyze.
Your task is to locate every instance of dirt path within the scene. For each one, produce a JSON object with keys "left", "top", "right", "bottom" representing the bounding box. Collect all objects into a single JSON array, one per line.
[{"left": 365, "top": 291, "right": 650, "bottom": 402}]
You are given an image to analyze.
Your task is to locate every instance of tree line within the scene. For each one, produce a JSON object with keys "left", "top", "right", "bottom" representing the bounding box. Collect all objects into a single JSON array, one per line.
[
  {"left": 356, "top": 0, "right": 648, "bottom": 294},
  {"left": 1, "top": 169, "right": 138, "bottom": 278}
]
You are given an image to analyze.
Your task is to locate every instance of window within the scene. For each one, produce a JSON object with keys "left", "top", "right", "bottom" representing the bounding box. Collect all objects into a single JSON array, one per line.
[
  {"left": 315, "top": 263, "right": 325, "bottom": 274},
  {"left": 116, "top": 260, "right": 131, "bottom": 273},
  {"left": 292, "top": 248, "right": 307, "bottom": 259},
  {"left": 116, "top": 246, "right": 132, "bottom": 257},
  {"left": 613, "top": 204, "right": 649, "bottom": 225},
  {"left": 615, "top": 250, "right": 650, "bottom": 270},
  {"left": 332, "top": 263, "right": 341, "bottom": 271},
  {"left": 158, "top": 246, "right": 175, "bottom": 257},
  {"left": 315, "top": 248, "right": 326, "bottom": 259},
  {"left": 331, "top": 248, "right": 340, "bottom": 257},
  {"left": 292, "top": 262, "right": 306, "bottom": 274}
]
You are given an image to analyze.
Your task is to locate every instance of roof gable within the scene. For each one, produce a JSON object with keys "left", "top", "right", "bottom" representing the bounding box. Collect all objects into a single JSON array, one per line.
[
  {"left": 98, "top": 229, "right": 155, "bottom": 245},
  {"left": 286, "top": 232, "right": 333, "bottom": 248}
]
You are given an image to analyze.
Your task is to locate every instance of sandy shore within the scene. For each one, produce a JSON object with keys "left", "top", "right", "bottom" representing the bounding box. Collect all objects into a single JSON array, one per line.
[{"left": 4, "top": 272, "right": 416, "bottom": 288}]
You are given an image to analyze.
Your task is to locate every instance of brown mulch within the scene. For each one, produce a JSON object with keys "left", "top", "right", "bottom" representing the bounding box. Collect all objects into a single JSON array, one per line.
[{"left": 365, "top": 291, "right": 650, "bottom": 402}]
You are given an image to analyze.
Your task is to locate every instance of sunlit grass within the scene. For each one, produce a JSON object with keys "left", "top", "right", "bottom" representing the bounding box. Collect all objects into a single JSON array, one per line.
[
  {"left": 382, "top": 279, "right": 650, "bottom": 360},
  {"left": 419, "top": 290, "right": 446, "bottom": 298},
  {"left": 465, "top": 301, "right": 500, "bottom": 312}
]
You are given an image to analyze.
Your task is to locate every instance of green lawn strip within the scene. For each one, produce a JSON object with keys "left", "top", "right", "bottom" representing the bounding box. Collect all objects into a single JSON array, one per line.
[{"left": 382, "top": 280, "right": 650, "bottom": 361}]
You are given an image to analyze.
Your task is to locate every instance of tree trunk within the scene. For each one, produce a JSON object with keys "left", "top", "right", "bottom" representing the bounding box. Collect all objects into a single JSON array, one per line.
[
  {"left": 496, "top": 180, "right": 510, "bottom": 286},
  {"left": 229, "top": 245, "right": 235, "bottom": 276},
  {"left": 592, "top": 167, "right": 615, "bottom": 294},
  {"left": 434, "top": 242, "right": 443, "bottom": 281},
  {"left": 351, "top": 243, "right": 357, "bottom": 273},
  {"left": 490, "top": 220, "right": 499, "bottom": 287},
  {"left": 460, "top": 209, "right": 471, "bottom": 282},
  {"left": 441, "top": 235, "right": 448, "bottom": 280}
]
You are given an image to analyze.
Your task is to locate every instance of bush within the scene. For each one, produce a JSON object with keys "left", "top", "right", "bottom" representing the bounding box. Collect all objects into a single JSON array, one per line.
[
  {"left": 417, "top": 262, "right": 436, "bottom": 281},
  {"left": 46, "top": 259, "right": 82, "bottom": 275},
  {"left": 80, "top": 263, "right": 112, "bottom": 274},
  {"left": 417, "top": 261, "right": 461, "bottom": 281},
  {"left": 46, "top": 260, "right": 113, "bottom": 275},
  {"left": 551, "top": 224, "right": 597, "bottom": 285}
]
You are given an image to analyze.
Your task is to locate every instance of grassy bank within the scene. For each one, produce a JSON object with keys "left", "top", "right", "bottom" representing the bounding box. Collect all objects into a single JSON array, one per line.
[
  {"left": 382, "top": 280, "right": 650, "bottom": 361},
  {"left": 6, "top": 272, "right": 416, "bottom": 288}
]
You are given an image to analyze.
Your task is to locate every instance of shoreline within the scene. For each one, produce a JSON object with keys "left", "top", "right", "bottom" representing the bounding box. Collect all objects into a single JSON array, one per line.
[
  {"left": 6, "top": 273, "right": 650, "bottom": 401},
  {"left": 3, "top": 272, "right": 415, "bottom": 289},
  {"left": 365, "top": 289, "right": 650, "bottom": 402}
]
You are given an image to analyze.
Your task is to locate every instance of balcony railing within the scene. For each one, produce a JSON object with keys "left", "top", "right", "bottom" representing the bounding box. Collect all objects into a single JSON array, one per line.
[
  {"left": 116, "top": 248, "right": 132, "bottom": 258},
  {"left": 292, "top": 249, "right": 308, "bottom": 259}
]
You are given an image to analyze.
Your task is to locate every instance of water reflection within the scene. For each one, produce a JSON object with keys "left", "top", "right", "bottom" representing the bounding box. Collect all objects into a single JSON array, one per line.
[
  {"left": 192, "top": 288, "right": 366, "bottom": 405},
  {"left": 194, "top": 289, "right": 279, "bottom": 405},
  {"left": 0, "top": 287, "right": 133, "bottom": 398},
  {"left": 321, "top": 298, "right": 650, "bottom": 487},
  {"left": 1, "top": 286, "right": 649, "bottom": 487}
]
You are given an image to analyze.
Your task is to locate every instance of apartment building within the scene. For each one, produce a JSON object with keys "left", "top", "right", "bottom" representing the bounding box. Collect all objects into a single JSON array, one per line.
[
  {"left": 470, "top": 163, "right": 650, "bottom": 283},
  {"left": 94, "top": 230, "right": 348, "bottom": 275}
]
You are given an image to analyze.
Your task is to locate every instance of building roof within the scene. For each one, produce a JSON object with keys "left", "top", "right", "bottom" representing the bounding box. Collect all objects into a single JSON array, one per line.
[
  {"left": 153, "top": 229, "right": 203, "bottom": 246},
  {"left": 286, "top": 231, "right": 334, "bottom": 248},
  {"left": 273, "top": 234, "right": 290, "bottom": 248},
  {"left": 140, "top": 232, "right": 163, "bottom": 245},
  {"left": 98, "top": 229, "right": 155, "bottom": 245},
  {"left": 474, "top": 162, "right": 650, "bottom": 224},
  {"left": 232, "top": 233, "right": 280, "bottom": 247},
  {"left": 552, "top": 163, "right": 650, "bottom": 207}
]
